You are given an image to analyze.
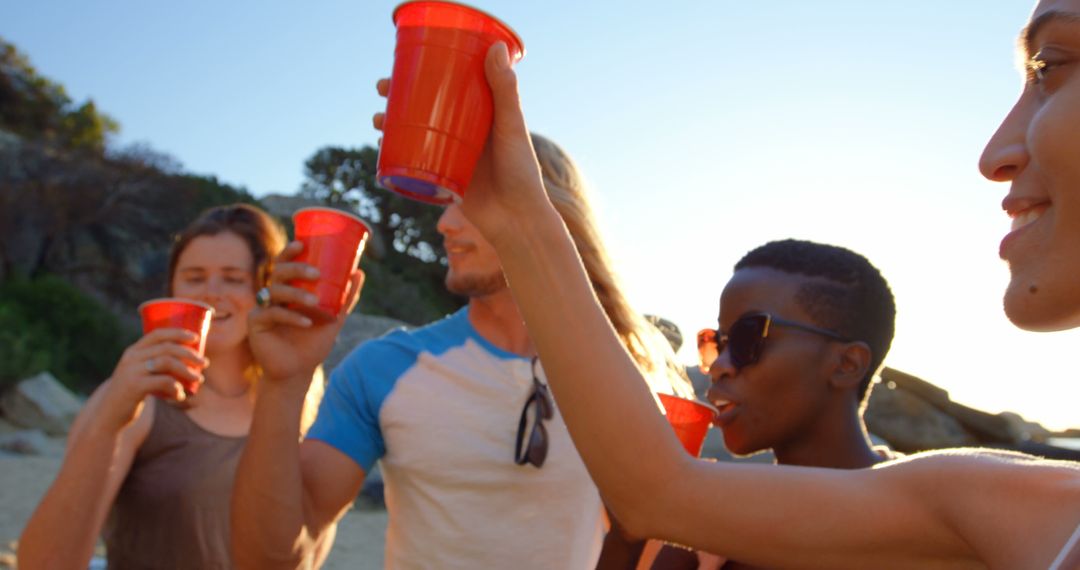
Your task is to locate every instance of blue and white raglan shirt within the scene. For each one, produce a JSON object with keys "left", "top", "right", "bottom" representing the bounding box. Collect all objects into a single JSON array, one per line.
[{"left": 307, "top": 307, "right": 605, "bottom": 569}]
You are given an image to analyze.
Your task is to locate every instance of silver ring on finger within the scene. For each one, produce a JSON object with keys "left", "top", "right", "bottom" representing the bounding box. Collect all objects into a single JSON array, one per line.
[
  {"left": 145, "top": 358, "right": 156, "bottom": 373},
  {"left": 256, "top": 286, "right": 272, "bottom": 309}
]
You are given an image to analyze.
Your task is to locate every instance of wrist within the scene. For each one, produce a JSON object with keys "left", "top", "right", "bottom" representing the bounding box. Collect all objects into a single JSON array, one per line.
[
  {"left": 77, "top": 415, "right": 125, "bottom": 447},
  {"left": 256, "top": 371, "right": 315, "bottom": 401}
]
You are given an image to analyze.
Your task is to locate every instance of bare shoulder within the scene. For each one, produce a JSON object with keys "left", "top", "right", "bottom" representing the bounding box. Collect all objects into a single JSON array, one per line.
[
  {"left": 874, "top": 447, "right": 1080, "bottom": 504},
  {"left": 877, "top": 447, "right": 1079, "bottom": 474},
  {"left": 876, "top": 448, "right": 1080, "bottom": 567}
]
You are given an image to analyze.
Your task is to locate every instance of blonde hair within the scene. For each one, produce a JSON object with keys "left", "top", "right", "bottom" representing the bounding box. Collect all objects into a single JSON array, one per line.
[{"left": 532, "top": 133, "right": 695, "bottom": 398}]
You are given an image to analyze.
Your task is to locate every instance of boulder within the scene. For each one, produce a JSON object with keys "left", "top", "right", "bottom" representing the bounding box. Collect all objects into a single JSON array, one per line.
[
  {"left": 864, "top": 380, "right": 978, "bottom": 452},
  {"left": 0, "top": 418, "right": 20, "bottom": 435},
  {"left": 0, "top": 372, "right": 83, "bottom": 436},
  {"left": 325, "top": 313, "right": 411, "bottom": 372},
  {"left": 999, "top": 411, "right": 1053, "bottom": 443},
  {"left": 879, "top": 368, "right": 1016, "bottom": 445},
  {"left": 0, "top": 429, "right": 64, "bottom": 457},
  {"left": 257, "top": 193, "right": 323, "bottom": 219}
]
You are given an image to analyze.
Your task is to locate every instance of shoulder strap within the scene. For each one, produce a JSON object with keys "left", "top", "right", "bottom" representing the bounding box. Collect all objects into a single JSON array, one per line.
[{"left": 1050, "top": 520, "right": 1080, "bottom": 570}]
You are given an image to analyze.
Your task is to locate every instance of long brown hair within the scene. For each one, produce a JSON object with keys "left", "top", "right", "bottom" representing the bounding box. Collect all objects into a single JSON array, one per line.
[{"left": 532, "top": 134, "right": 694, "bottom": 397}]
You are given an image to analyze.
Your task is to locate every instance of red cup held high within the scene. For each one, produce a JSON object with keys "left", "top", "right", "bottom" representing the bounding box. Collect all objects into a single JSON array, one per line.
[
  {"left": 657, "top": 393, "right": 718, "bottom": 458},
  {"left": 138, "top": 298, "right": 214, "bottom": 397},
  {"left": 290, "top": 207, "right": 371, "bottom": 322},
  {"left": 377, "top": 1, "right": 525, "bottom": 204}
]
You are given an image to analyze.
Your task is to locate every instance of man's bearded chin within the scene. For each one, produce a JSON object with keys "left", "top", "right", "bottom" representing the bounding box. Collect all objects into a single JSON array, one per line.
[{"left": 446, "top": 271, "right": 508, "bottom": 297}]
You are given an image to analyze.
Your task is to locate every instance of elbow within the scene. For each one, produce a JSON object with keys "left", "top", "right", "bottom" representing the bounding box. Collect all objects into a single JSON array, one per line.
[
  {"left": 600, "top": 453, "right": 690, "bottom": 541},
  {"left": 231, "top": 523, "right": 314, "bottom": 570},
  {"left": 602, "top": 485, "right": 668, "bottom": 541},
  {"left": 610, "top": 501, "right": 659, "bottom": 541},
  {"left": 232, "top": 543, "right": 311, "bottom": 570}
]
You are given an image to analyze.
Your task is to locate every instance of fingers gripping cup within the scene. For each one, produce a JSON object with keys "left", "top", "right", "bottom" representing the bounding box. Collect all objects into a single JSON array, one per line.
[
  {"left": 377, "top": 1, "right": 525, "bottom": 204},
  {"left": 138, "top": 298, "right": 214, "bottom": 397},
  {"left": 290, "top": 207, "right": 371, "bottom": 322},
  {"left": 657, "top": 393, "right": 717, "bottom": 457}
]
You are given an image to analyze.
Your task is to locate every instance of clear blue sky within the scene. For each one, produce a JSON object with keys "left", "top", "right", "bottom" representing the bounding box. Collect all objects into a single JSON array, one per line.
[{"left": 4, "top": 1, "right": 1077, "bottom": 431}]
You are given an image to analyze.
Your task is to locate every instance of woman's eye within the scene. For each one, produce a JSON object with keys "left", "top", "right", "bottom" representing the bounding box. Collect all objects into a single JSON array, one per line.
[{"left": 1027, "top": 52, "right": 1074, "bottom": 93}]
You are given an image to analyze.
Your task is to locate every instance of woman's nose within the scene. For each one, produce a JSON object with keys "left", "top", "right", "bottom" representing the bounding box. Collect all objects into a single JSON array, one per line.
[{"left": 978, "top": 95, "right": 1032, "bottom": 183}]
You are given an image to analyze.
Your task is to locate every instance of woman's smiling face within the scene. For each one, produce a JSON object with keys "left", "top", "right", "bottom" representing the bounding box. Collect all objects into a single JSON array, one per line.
[
  {"left": 170, "top": 231, "right": 257, "bottom": 355},
  {"left": 980, "top": 0, "right": 1080, "bottom": 331}
]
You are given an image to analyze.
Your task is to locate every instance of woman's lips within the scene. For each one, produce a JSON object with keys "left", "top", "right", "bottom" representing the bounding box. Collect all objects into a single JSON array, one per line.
[
  {"left": 1000, "top": 203, "right": 1050, "bottom": 260},
  {"left": 1009, "top": 203, "right": 1048, "bottom": 232}
]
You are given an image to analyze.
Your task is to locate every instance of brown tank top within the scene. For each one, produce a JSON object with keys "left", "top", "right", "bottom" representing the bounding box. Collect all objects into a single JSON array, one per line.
[{"left": 104, "top": 399, "right": 247, "bottom": 569}]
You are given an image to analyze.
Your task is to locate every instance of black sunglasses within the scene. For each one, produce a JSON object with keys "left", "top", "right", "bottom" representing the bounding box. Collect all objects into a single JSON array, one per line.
[
  {"left": 515, "top": 356, "right": 554, "bottom": 468},
  {"left": 697, "top": 312, "right": 849, "bottom": 374}
]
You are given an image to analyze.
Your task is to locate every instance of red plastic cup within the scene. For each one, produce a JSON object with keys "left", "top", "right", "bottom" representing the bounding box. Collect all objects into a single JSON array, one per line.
[
  {"left": 657, "top": 393, "right": 717, "bottom": 457},
  {"left": 377, "top": 1, "right": 525, "bottom": 204},
  {"left": 138, "top": 298, "right": 214, "bottom": 397},
  {"left": 290, "top": 207, "right": 371, "bottom": 322}
]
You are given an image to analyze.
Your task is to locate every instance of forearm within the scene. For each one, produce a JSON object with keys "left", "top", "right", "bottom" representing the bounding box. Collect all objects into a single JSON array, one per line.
[
  {"left": 493, "top": 208, "right": 689, "bottom": 533},
  {"left": 18, "top": 426, "right": 121, "bottom": 569},
  {"left": 232, "top": 378, "right": 321, "bottom": 569}
]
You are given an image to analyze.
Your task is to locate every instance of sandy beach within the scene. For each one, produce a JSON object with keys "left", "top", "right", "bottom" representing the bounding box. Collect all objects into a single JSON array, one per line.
[{"left": 0, "top": 451, "right": 387, "bottom": 569}]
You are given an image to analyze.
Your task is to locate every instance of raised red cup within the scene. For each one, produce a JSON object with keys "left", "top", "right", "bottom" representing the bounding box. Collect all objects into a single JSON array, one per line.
[
  {"left": 138, "top": 298, "right": 214, "bottom": 397},
  {"left": 377, "top": 0, "right": 525, "bottom": 204},
  {"left": 657, "top": 393, "right": 717, "bottom": 457},
  {"left": 290, "top": 207, "right": 371, "bottom": 321}
]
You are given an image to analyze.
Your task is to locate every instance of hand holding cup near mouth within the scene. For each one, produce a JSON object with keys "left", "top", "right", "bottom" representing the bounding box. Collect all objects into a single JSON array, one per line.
[{"left": 138, "top": 298, "right": 214, "bottom": 397}]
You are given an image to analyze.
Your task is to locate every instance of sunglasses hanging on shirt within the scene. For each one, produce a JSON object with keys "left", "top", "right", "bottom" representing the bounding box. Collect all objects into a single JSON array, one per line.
[{"left": 515, "top": 356, "right": 554, "bottom": 468}]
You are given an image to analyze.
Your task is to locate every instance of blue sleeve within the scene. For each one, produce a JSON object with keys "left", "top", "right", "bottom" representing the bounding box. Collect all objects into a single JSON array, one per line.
[{"left": 306, "top": 332, "right": 417, "bottom": 473}]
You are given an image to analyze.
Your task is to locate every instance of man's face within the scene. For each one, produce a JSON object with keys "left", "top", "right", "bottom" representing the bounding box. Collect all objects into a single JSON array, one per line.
[
  {"left": 704, "top": 267, "right": 838, "bottom": 456},
  {"left": 437, "top": 203, "right": 507, "bottom": 297}
]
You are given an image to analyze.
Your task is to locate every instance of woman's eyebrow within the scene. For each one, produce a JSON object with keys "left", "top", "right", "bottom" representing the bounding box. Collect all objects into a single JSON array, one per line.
[{"left": 1021, "top": 10, "right": 1080, "bottom": 57}]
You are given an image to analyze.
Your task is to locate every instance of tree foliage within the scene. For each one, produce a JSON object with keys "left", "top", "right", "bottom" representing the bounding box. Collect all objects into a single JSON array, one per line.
[
  {"left": 0, "top": 37, "right": 118, "bottom": 154},
  {"left": 300, "top": 145, "right": 464, "bottom": 323},
  {"left": 0, "top": 275, "right": 135, "bottom": 393},
  {"left": 0, "top": 132, "right": 254, "bottom": 305},
  {"left": 0, "top": 35, "right": 463, "bottom": 399}
]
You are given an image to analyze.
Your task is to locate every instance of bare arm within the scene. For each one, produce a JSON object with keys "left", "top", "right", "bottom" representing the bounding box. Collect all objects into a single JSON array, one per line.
[
  {"left": 450, "top": 42, "right": 1080, "bottom": 569},
  {"left": 232, "top": 379, "right": 365, "bottom": 569},
  {"left": 19, "top": 329, "right": 201, "bottom": 568},
  {"left": 231, "top": 242, "right": 366, "bottom": 569}
]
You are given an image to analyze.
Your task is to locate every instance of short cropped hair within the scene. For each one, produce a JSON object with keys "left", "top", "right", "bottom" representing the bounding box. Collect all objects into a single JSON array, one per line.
[{"left": 734, "top": 239, "right": 896, "bottom": 401}]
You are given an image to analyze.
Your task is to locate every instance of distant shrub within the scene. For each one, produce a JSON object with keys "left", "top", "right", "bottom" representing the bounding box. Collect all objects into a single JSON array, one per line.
[
  {"left": 0, "top": 275, "right": 136, "bottom": 393},
  {"left": 0, "top": 303, "right": 52, "bottom": 392}
]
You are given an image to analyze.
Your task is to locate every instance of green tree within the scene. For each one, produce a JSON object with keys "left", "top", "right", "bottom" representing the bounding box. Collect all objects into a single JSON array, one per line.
[
  {"left": 0, "top": 276, "right": 135, "bottom": 393},
  {"left": 0, "top": 37, "right": 118, "bottom": 153},
  {"left": 299, "top": 145, "right": 463, "bottom": 323}
]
